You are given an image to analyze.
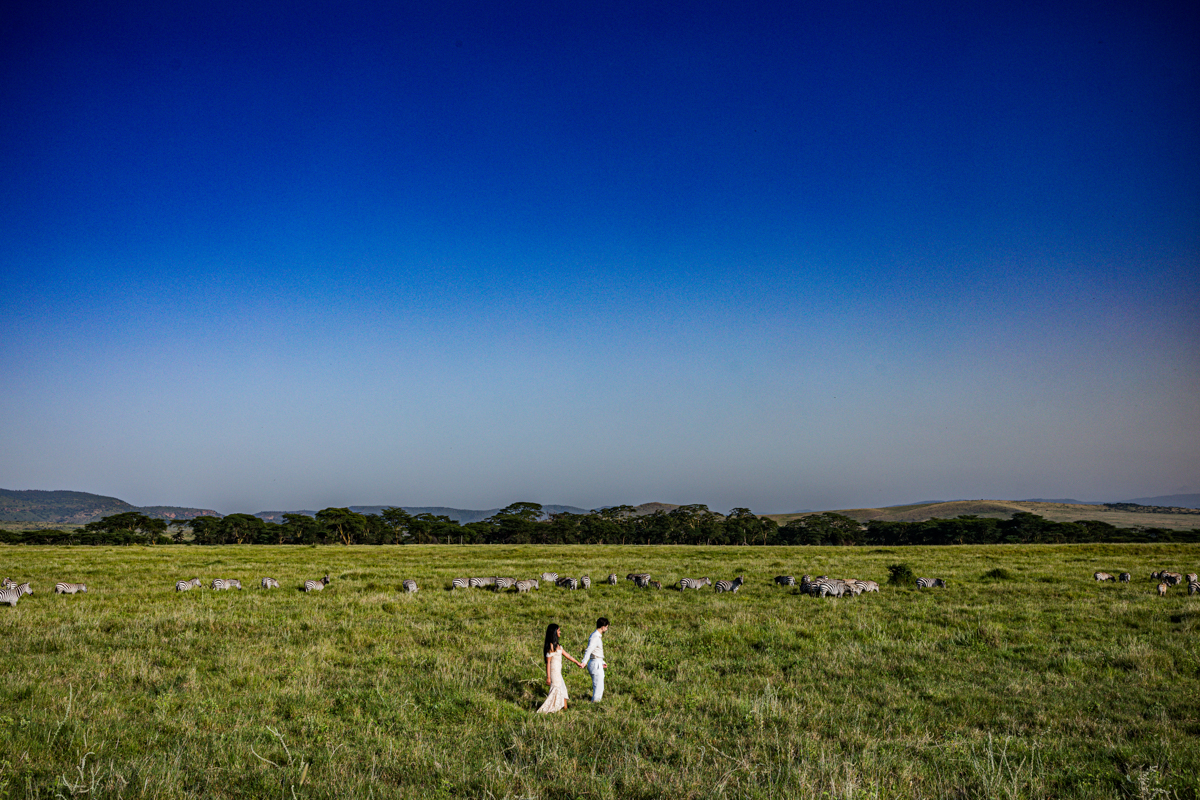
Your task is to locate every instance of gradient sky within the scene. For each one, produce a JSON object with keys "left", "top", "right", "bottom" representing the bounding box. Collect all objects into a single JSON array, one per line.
[{"left": 2, "top": 0, "right": 1197, "bottom": 515}]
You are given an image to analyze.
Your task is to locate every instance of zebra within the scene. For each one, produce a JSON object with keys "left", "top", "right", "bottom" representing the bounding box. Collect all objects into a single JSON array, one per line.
[
  {"left": 916, "top": 577, "right": 946, "bottom": 589},
  {"left": 633, "top": 575, "right": 652, "bottom": 589},
  {"left": 468, "top": 577, "right": 494, "bottom": 589},
  {"left": 715, "top": 576, "right": 744, "bottom": 593},
  {"left": 627, "top": 573, "right": 650, "bottom": 584},
  {"left": 809, "top": 577, "right": 846, "bottom": 597},
  {"left": 607, "top": 574, "right": 618, "bottom": 585},
  {"left": 774, "top": 575, "right": 795, "bottom": 587},
  {"left": 1162, "top": 572, "right": 1183, "bottom": 586},
  {"left": 1, "top": 578, "right": 16, "bottom": 589},
  {"left": 450, "top": 578, "right": 469, "bottom": 590},
  {"left": 860, "top": 580, "right": 880, "bottom": 593},
  {"left": 1119, "top": 573, "right": 1132, "bottom": 583},
  {"left": 557, "top": 577, "right": 579, "bottom": 590},
  {"left": 580, "top": 575, "right": 591, "bottom": 589},
  {"left": 1188, "top": 580, "right": 1198, "bottom": 596},
  {"left": 55, "top": 582, "right": 87, "bottom": 594},
  {"left": 648, "top": 580, "right": 662, "bottom": 590},
  {"left": 540, "top": 572, "right": 559, "bottom": 584},
  {"left": 402, "top": 579, "right": 418, "bottom": 593},
  {"left": 514, "top": 579, "right": 538, "bottom": 593},
  {"left": 303, "top": 575, "right": 330, "bottom": 592},
  {"left": 494, "top": 577, "right": 517, "bottom": 591},
  {"left": 11, "top": 582, "right": 33, "bottom": 598},
  {"left": 260, "top": 578, "right": 280, "bottom": 589},
  {"left": 678, "top": 577, "right": 711, "bottom": 591},
  {"left": 1094, "top": 572, "right": 1115, "bottom": 582},
  {"left": 1186, "top": 573, "right": 1197, "bottom": 583},
  {"left": 211, "top": 578, "right": 237, "bottom": 590},
  {"left": 1157, "top": 582, "right": 1168, "bottom": 597},
  {"left": 0, "top": 587, "right": 21, "bottom": 607},
  {"left": 176, "top": 578, "right": 202, "bottom": 592},
  {"left": 844, "top": 579, "right": 870, "bottom": 595}
]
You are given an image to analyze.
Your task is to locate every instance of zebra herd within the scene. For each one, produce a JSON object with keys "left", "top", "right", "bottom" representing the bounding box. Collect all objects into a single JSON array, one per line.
[
  {"left": 446, "top": 571, "right": 750, "bottom": 594},
  {"left": 1094, "top": 569, "right": 1198, "bottom": 596},
  {"left": 173, "top": 574, "right": 331, "bottom": 592},
  {"left": 1, "top": 577, "right": 87, "bottom": 606}
]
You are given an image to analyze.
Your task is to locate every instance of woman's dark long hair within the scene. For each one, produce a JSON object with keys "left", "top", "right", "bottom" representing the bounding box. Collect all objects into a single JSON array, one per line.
[{"left": 543, "top": 624, "right": 560, "bottom": 657}]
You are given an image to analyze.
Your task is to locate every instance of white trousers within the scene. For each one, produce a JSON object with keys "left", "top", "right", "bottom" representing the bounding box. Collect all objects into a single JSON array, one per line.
[{"left": 588, "top": 661, "right": 605, "bottom": 702}]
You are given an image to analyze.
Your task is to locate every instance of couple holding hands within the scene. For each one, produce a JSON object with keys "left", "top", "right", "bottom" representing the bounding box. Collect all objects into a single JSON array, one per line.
[{"left": 537, "top": 617, "right": 609, "bottom": 713}]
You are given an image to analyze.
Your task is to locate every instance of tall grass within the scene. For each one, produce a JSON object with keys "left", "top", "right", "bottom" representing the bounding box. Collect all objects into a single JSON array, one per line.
[{"left": 0, "top": 543, "right": 1197, "bottom": 799}]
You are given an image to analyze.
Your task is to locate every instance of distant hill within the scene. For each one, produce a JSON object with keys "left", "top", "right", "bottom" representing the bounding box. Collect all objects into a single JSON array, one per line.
[
  {"left": 0, "top": 489, "right": 220, "bottom": 525},
  {"left": 1123, "top": 493, "right": 1200, "bottom": 509}
]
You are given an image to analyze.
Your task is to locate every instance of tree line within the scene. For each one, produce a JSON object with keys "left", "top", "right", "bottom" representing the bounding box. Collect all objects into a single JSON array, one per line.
[{"left": 1, "top": 503, "right": 1197, "bottom": 546}]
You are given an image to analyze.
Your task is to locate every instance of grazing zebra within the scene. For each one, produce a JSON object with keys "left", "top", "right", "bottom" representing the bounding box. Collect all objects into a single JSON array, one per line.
[
  {"left": 916, "top": 577, "right": 946, "bottom": 589},
  {"left": 859, "top": 580, "right": 880, "bottom": 593},
  {"left": 540, "top": 572, "right": 559, "bottom": 584},
  {"left": 468, "top": 577, "right": 494, "bottom": 589},
  {"left": 627, "top": 573, "right": 651, "bottom": 584},
  {"left": 1186, "top": 573, "right": 1197, "bottom": 583},
  {"left": 1119, "top": 573, "right": 1132, "bottom": 583},
  {"left": 844, "top": 579, "right": 870, "bottom": 596},
  {"left": 494, "top": 577, "right": 517, "bottom": 591},
  {"left": 1, "top": 578, "right": 16, "bottom": 589},
  {"left": 1162, "top": 572, "right": 1183, "bottom": 586},
  {"left": 1157, "top": 583, "right": 1168, "bottom": 597},
  {"left": 580, "top": 575, "right": 591, "bottom": 589},
  {"left": 607, "top": 574, "right": 618, "bottom": 585},
  {"left": 1188, "top": 580, "right": 1198, "bottom": 596},
  {"left": 633, "top": 575, "right": 652, "bottom": 588},
  {"left": 402, "top": 579, "right": 418, "bottom": 593},
  {"left": 11, "top": 582, "right": 33, "bottom": 598},
  {"left": 211, "top": 578, "right": 235, "bottom": 590},
  {"left": 450, "top": 578, "right": 470, "bottom": 590},
  {"left": 648, "top": 580, "right": 662, "bottom": 589},
  {"left": 260, "top": 578, "right": 280, "bottom": 589},
  {"left": 514, "top": 579, "right": 538, "bottom": 593},
  {"left": 678, "top": 577, "right": 711, "bottom": 591},
  {"left": 55, "top": 582, "right": 87, "bottom": 594},
  {"left": 176, "top": 578, "right": 202, "bottom": 592},
  {"left": 774, "top": 575, "right": 796, "bottom": 587},
  {"left": 0, "top": 587, "right": 21, "bottom": 607},
  {"left": 715, "top": 576, "right": 744, "bottom": 593},
  {"left": 303, "top": 575, "right": 330, "bottom": 592},
  {"left": 1094, "top": 572, "right": 1115, "bottom": 582},
  {"left": 808, "top": 577, "right": 846, "bottom": 598},
  {"left": 557, "top": 577, "right": 579, "bottom": 590}
]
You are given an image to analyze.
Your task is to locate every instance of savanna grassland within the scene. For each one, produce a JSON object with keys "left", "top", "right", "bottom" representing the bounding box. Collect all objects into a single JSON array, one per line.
[{"left": 0, "top": 544, "right": 1197, "bottom": 799}]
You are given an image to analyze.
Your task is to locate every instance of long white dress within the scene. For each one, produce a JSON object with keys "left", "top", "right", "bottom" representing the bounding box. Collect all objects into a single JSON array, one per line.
[{"left": 537, "top": 647, "right": 568, "bottom": 713}]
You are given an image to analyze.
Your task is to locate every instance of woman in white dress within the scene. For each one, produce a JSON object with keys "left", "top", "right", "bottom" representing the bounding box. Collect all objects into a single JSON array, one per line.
[{"left": 537, "top": 623, "right": 584, "bottom": 713}]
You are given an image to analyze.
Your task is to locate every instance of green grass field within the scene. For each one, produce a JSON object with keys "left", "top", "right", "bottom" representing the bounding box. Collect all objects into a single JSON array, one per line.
[{"left": 1, "top": 544, "right": 1197, "bottom": 799}]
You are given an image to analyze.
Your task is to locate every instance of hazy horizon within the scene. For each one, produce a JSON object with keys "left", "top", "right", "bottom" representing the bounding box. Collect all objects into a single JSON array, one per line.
[{"left": 3, "top": 2, "right": 1197, "bottom": 516}]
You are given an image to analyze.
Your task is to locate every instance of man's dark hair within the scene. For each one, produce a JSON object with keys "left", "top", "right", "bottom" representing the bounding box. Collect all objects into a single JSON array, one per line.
[{"left": 597, "top": 617, "right": 609, "bottom": 629}]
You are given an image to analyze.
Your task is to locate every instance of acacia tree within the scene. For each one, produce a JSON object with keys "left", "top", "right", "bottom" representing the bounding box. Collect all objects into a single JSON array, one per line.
[
  {"left": 316, "top": 508, "right": 367, "bottom": 545},
  {"left": 84, "top": 512, "right": 168, "bottom": 544},
  {"left": 380, "top": 507, "right": 413, "bottom": 544}
]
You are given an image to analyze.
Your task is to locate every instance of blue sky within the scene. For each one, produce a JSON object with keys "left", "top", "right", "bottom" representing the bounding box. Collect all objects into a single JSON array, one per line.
[{"left": 2, "top": 0, "right": 1197, "bottom": 514}]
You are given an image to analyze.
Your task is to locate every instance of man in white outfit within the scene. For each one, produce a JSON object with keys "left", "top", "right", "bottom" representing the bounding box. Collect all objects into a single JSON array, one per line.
[{"left": 581, "top": 617, "right": 609, "bottom": 702}]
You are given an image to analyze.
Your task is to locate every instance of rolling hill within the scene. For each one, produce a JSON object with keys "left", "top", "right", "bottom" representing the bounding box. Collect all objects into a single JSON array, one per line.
[{"left": 0, "top": 489, "right": 220, "bottom": 525}]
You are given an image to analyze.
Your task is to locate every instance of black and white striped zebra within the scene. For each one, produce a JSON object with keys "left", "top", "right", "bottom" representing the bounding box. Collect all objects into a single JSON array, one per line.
[
  {"left": 1119, "top": 573, "right": 1132, "bottom": 583},
  {"left": 557, "top": 577, "right": 579, "bottom": 590},
  {"left": 1162, "top": 572, "right": 1183, "bottom": 586},
  {"left": 627, "top": 572, "right": 650, "bottom": 584},
  {"left": 450, "top": 578, "right": 470, "bottom": 590},
  {"left": 260, "top": 578, "right": 280, "bottom": 589},
  {"left": 494, "top": 577, "right": 517, "bottom": 591},
  {"left": 607, "top": 574, "right": 618, "bottom": 585},
  {"left": 678, "top": 577, "right": 711, "bottom": 591},
  {"left": 715, "top": 576, "right": 744, "bottom": 593},
  {"left": 859, "top": 580, "right": 880, "bottom": 593},
  {"left": 211, "top": 578, "right": 238, "bottom": 590},
  {"left": 514, "top": 579, "right": 538, "bottom": 593},
  {"left": 0, "top": 587, "right": 21, "bottom": 607},
  {"left": 809, "top": 577, "right": 846, "bottom": 597},
  {"left": 1186, "top": 573, "right": 1197, "bottom": 584},
  {"left": 55, "top": 582, "right": 87, "bottom": 594},
  {"left": 402, "top": 579, "right": 418, "bottom": 593},
  {"left": 1189, "top": 580, "right": 1198, "bottom": 596},
  {"left": 303, "top": 575, "right": 330, "bottom": 592},
  {"left": 916, "top": 577, "right": 946, "bottom": 589},
  {"left": 774, "top": 575, "right": 795, "bottom": 587},
  {"left": 10, "top": 582, "right": 33, "bottom": 598},
  {"left": 540, "top": 572, "right": 559, "bottom": 584},
  {"left": 468, "top": 577, "right": 494, "bottom": 589},
  {"left": 633, "top": 575, "right": 652, "bottom": 589},
  {"left": 1094, "top": 572, "right": 1115, "bottom": 582},
  {"left": 176, "top": 578, "right": 202, "bottom": 592},
  {"left": 580, "top": 575, "right": 591, "bottom": 589}
]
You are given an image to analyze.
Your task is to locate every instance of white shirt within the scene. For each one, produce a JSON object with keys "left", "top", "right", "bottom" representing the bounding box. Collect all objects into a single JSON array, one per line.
[{"left": 581, "top": 629, "right": 605, "bottom": 668}]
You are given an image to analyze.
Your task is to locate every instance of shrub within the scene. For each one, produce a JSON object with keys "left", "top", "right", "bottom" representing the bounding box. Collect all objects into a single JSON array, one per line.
[
  {"left": 981, "top": 568, "right": 1014, "bottom": 581},
  {"left": 887, "top": 563, "right": 916, "bottom": 586}
]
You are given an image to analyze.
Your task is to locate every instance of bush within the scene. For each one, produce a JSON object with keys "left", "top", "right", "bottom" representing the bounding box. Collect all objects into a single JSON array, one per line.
[
  {"left": 981, "top": 568, "right": 1014, "bottom": 581},
  {"left": 887, "top": 563, "right": 916, "bottom": 586}
]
